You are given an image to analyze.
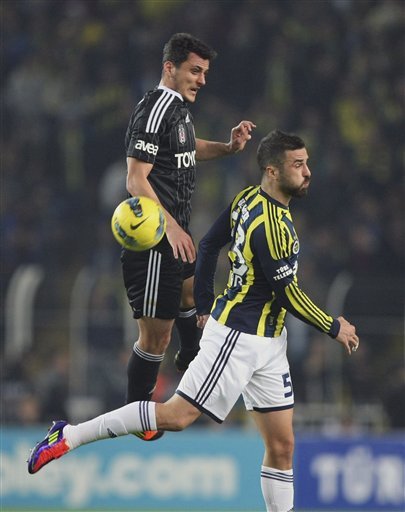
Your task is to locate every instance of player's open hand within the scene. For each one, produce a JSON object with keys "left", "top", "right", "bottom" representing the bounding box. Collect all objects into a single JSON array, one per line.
[
  {"left": 229, "top": 121, "right": 256, "bottom": 153},
  {"left": 166, "top": 220, "right": 196, "bottom": 263},
  {"left": 335, "top": 316, "right": 360, "bottom": 355}
]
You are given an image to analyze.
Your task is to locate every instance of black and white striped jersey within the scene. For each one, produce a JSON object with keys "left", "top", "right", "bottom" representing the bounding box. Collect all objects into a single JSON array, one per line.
[{"left": 125, "top": 85, "right": 196, "bottom": 231}]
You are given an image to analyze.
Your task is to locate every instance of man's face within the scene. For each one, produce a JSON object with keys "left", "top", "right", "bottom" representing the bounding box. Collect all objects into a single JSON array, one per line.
[
  {"left": 168, "top": 52, "right": 210, "bottom": 103},
  {"left": 278, "top": 148, "right": 311, "bottom": 198}
]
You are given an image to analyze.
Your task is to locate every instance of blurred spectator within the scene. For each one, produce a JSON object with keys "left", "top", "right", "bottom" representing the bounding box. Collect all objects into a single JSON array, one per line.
[
  {"left": 381, "top": 363, "right": 405, "bottom": 430},
  {"left": 37, "top": 351, "right": 70, "bottom": 423}
]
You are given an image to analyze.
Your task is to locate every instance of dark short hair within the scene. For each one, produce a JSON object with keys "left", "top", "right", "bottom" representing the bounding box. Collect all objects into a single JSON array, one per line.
[
  {"left": 257, "top": 129, "right": 306, "bottom": 172},
  {"left": 162, "top": 33, "right": 217, "bottom": 66}
]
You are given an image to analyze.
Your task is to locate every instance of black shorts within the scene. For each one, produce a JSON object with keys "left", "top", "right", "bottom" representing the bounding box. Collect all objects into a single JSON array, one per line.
[{"left": 121, "top": 235, "right": 196, "bottom": 320}]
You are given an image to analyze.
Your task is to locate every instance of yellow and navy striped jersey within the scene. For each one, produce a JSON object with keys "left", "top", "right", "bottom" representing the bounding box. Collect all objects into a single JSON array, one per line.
[{"left": 194, "top": 185, "right": 339, "bottom": 338}]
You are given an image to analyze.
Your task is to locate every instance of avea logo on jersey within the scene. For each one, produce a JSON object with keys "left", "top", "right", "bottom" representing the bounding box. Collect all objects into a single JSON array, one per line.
[
  {"left": 135, "top": 140, "right": 158, "bottom": 155},
  {"left": 175, "top": 150, "right": 196, "bottom": 169}
]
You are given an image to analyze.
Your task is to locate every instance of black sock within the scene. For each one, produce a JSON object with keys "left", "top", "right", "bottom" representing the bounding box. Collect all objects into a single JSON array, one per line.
[
  {"left": 126, "top": 343, "right": 164, "bottom": 404},
  {"left": 175, "top": 307, "right": 202, "bottom": 365}
]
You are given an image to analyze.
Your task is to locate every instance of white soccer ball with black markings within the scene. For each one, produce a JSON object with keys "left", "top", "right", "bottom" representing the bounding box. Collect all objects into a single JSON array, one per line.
[{"left": 111, "top": 196, "right": 166, "bottom": 251}]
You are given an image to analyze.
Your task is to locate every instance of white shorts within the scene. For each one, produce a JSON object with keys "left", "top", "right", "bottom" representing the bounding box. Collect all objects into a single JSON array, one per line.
[{"left": 176, "top": 317, "right": 294, "bottom": 423}]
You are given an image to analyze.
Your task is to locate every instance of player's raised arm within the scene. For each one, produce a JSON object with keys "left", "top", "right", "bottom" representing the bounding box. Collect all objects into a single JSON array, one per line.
[{"left": 195, "top": 120, "right": 256, "bottom": 160}]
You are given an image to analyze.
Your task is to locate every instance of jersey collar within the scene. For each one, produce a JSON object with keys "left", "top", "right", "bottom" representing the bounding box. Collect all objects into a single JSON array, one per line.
[
  {"left": 259, "top": 187, "right": 289, "bottom": 210},
  {"left": 158, "top": 84, "right": 184, "bottom": 102}
]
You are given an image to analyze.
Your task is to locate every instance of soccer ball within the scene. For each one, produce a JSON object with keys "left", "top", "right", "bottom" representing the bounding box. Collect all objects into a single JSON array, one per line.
[{"left": 111, "top": 196, "right": 166, "bottom": 251}]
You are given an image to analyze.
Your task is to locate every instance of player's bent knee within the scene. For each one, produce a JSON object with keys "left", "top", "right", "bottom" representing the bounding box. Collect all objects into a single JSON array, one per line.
[
  {"left": 156, "top": 398, "right": 200, "bottom": 431},
  {"left": 166, "top": 407, "right": 199, "bottom": 431},
  {"left": 137, "top": 324, "right": 173, "bottom": 353},
  {"left": 169, "top": 417, "right": 189, "bottom": 431}
]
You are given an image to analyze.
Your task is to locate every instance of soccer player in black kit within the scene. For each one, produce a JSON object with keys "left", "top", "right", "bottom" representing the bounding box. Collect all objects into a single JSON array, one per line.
[{"left": 122, "top": 33, "right": 255, "bottom": 440}]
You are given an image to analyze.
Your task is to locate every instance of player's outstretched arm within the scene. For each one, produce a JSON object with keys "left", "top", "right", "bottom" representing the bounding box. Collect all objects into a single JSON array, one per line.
[
  {"left": 334, "top": 316, "right": 360, "bottom": 355},
  {"left": 195, "top": 120, "right": 256, "bottom": 160}
]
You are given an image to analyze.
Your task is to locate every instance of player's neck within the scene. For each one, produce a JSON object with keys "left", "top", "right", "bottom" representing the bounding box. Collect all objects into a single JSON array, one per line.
[
  {"left": 261, "top": 183, "right": 291, "bottom": 207},
  {"left": 158, "top": 82, "right": 183, "bottom": 101}
]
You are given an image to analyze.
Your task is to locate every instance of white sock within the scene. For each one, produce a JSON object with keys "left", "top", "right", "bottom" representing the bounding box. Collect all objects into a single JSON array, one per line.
[
  {"left": 261, "top": 465, "right": 294, "bottom": 512},
  {"left": 63, "top": 401, "right": 157, "bottom": 449}
]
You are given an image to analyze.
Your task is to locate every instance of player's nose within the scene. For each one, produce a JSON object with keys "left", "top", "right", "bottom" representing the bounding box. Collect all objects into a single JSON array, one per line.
[{"left": 197, "top": 72, "right": 206, "bottom": 86}]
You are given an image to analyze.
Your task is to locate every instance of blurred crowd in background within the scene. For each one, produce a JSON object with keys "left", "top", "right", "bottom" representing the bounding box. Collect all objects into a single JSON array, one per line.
[{"left": 2, "top": 0, "right": 404, "bottom": 432}]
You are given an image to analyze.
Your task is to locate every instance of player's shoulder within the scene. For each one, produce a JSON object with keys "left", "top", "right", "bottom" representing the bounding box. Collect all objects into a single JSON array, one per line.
[
  {"left": 135, "top": 88, "right": 160, "bottom": 110},
  {"left": 133, "top": 87, "right": 179, "bottom": 111},
  {"left": 231, "top": 185, "right": 260, "bottom": 210},
  {"left": 130, "top": 87, "right": 184, "bottom": 134},
  {"left": 149, "top": 87, "right": 183, "bottom": 107}
]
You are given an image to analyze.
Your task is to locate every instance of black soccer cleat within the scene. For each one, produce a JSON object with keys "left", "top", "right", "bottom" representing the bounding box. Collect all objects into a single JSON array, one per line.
[{"left": 174, "top": 349, "right": 199, "bottom": 372}]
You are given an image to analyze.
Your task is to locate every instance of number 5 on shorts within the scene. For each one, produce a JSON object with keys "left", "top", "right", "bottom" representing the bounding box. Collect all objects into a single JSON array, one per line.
[{"left": 282, "top": 372, "right": 293, "bottom": 398}]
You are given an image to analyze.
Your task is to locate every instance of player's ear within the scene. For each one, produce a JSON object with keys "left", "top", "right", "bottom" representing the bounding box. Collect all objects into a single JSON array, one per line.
[
  {"left": 266, "top": 165, "right": 279, "bottom": 179},
  {"left": 163, "top": 61, "right": 175, "bottom": 78}
]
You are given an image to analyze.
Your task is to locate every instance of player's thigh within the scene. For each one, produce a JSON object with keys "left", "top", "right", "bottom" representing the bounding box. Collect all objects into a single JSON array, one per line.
[
  {"left": 243, "top": 329, "right": 294, "bottom": 412},
  {"left": 137, "top": 316, "right": 175, "bottom": 354},
  {"left": 177, "top": 318, "right": 254, "bottom": 423},
  {"left": 253, "top": 407, "right": 294, "bottom": 443}
]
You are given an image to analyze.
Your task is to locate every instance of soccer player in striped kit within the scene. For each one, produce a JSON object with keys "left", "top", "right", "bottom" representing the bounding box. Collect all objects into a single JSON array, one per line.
[
  {"left": 122, "top": 33, "right": 255, "bottom": 441},
  {"left": 29, "top": 130, "right": 359, "bottom": 512}
]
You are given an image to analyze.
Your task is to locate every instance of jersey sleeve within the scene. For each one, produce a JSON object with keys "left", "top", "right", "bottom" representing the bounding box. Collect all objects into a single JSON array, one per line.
[
  {"left": 252, "top": 223, "right": 340, "bottom": 338},
  {"left": 194, "top": 205, "right": 232, "bottom": 315},
  {"left": 125, "top": 95, "right": 166, "bottom": 163}
]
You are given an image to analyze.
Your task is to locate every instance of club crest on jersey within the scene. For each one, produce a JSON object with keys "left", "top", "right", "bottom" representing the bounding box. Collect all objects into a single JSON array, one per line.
[
  {"left": 178, "top": 123, "right": 186, "bottom": 144},
  {"left": 292, "top": 240, "right": 300, "bottom": 254}
]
